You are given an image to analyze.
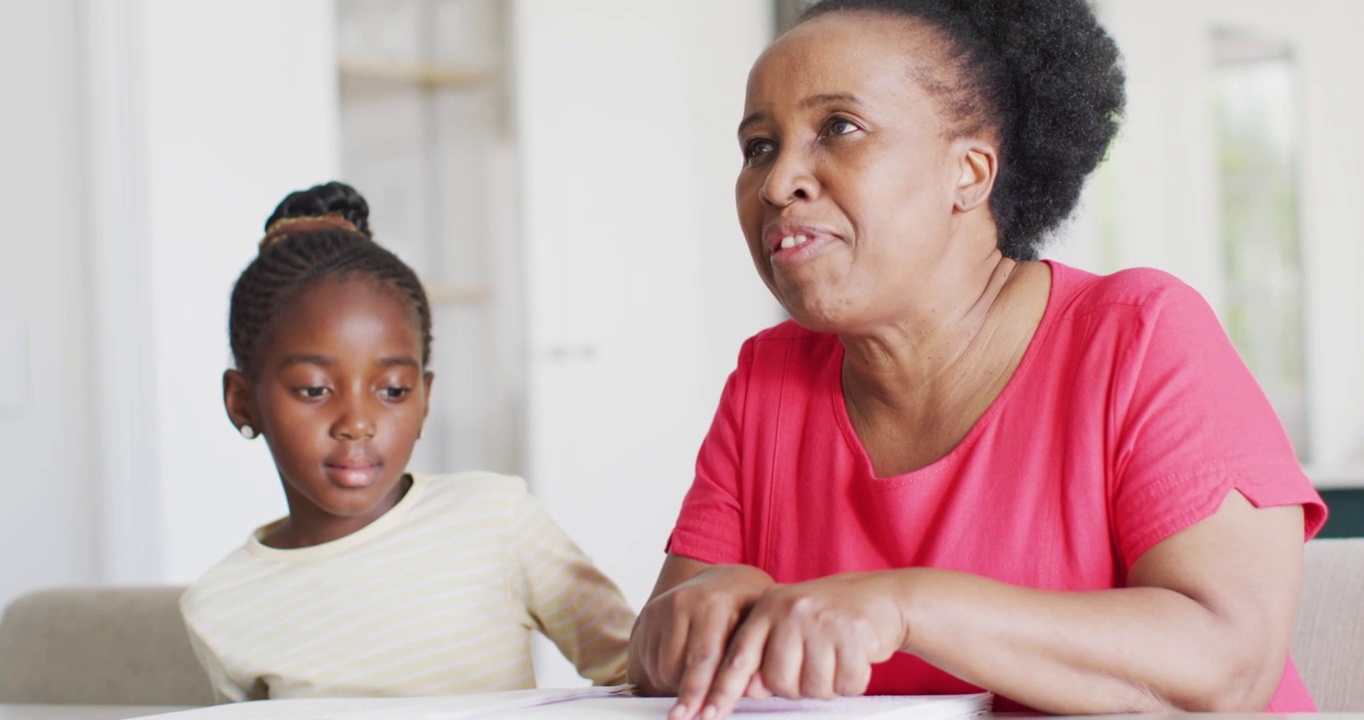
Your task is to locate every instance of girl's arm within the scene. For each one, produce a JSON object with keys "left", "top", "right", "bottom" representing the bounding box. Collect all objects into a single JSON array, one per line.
[
  {"left": 510, "top": 491, "right": 636, "bottom": 685},
  {"left": 182, "top": 620, "right": 253, "bottom": 703},
  {"left": 697, "top": 490, "right": 1304, "bottom": 718}
]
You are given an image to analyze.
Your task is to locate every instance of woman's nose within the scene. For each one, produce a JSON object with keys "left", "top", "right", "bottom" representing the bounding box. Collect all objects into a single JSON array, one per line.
[{"left": 759, "top": 150, "right": 817, "bottom": 207}]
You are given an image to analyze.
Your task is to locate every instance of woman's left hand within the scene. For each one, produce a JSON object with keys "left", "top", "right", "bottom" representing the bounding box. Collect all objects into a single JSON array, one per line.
[{"left": 694, "top": 572, "right": 911, "bottom": 720}]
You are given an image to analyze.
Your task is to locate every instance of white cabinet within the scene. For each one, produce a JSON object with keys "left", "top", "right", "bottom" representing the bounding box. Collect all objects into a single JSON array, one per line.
[{"left": 337, "top": 0, "right": 524, "bottom": 478}]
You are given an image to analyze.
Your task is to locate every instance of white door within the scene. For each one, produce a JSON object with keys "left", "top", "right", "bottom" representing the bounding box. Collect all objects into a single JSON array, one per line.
[{"left": 512, "top": 0, "right": 780, "bottom": 686}]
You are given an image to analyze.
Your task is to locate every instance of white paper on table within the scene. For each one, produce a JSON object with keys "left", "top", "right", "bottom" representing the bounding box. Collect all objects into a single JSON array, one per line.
[
  {"left": 496, "top": 692, "right": 992, "bottom": 719},
  {"left": 130, "top": 687, "right": 992, "bottom": 720},
  {"left": 127, "top": 686, "right": 630, "bottom": 720}
]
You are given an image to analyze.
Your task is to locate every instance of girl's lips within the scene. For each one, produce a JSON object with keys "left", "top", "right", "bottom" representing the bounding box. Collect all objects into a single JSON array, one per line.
[{"left": 324, "top": 463, "right": 382, "bottom": 488}]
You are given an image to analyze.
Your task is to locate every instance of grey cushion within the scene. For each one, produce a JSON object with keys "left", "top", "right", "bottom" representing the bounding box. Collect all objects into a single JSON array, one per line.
[
  {"left": 0, "top": 586, "right": 214, "bottom": 706},
  {"left": 1293, "top": 538, "right": 1364, "bottom": 711}
]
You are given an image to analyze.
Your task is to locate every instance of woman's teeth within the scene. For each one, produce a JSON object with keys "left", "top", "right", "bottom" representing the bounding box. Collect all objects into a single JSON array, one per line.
[{"left": 780, "top": 235, "right": 809, "bottom": 249}]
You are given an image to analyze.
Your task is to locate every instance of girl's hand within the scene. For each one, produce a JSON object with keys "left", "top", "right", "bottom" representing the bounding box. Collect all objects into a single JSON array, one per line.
[
  {"left": 628, "top": 564, "right": 775, "bottom": 716},
  {"left": 697, "top": 572, "right": 912, "bottom": 720}
]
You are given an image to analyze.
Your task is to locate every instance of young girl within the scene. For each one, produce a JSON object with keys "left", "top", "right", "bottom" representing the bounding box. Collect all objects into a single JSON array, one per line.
[{"left": 181, "top": 181, "right": 634, "bottom": 702}]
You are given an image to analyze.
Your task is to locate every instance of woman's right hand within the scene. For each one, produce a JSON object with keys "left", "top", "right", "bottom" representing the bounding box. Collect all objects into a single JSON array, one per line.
[{"left": 628, "top": 558, "right": 775, "bottom": 713}]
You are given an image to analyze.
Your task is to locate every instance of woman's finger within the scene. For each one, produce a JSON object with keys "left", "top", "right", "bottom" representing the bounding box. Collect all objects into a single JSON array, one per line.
[
  {"left": 759, "top": 615, "right": 805, "bottom": 699},
  {"left": 799, "top": 633, "right": 837, "bottom": 700},
  {"left": 655, "top": 611, "right": 692, "bottom": 691},
  {"left": 699, "top": 613, "right": 771, "bottom": 720},
  {"left": 744, "top": 673, "right": 772, "bottom": 700},
  {"left": 670, "top": 608, "right": 738, "bottom": 720},
  {"left": 833, "top": 638, "right": 873, "bottom": 697}
]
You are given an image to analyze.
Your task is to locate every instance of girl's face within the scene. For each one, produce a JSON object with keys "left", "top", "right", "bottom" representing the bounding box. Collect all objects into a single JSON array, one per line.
[
  {"left": 227, "top": 275, "right": 432, "bottom": 540},
  {"left": 735, "top": 13, "right": 995, "bottom": 333}
]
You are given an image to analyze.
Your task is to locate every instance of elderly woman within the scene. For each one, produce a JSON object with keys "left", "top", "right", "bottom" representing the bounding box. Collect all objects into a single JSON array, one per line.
[{"left": 627, "top": 1, "right": 1327, "bottom": 718}]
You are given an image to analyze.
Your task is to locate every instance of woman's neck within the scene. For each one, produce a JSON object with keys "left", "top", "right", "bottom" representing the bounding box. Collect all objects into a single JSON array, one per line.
[
  {"left": 839, "top": 254, "right": 1026, "bottom": 409},
  {"left": 838, "top": 257, "right": 1050, "bottom": 476}
]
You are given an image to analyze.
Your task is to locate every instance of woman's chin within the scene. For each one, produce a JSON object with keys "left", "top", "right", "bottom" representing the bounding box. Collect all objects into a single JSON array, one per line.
[{"left": 783, "top": 300, "right": 860, "bottom": 335}]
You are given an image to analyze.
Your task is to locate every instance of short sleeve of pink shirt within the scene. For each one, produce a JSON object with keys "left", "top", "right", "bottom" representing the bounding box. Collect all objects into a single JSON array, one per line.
[{"left": 667, "top": 261, "right": 1326, "bottom": 712}]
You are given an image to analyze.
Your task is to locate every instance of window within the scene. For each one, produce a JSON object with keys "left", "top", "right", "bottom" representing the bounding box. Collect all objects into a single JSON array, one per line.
[{"left": 1212, "top": 29, "right": 1311, "bottom": 459}]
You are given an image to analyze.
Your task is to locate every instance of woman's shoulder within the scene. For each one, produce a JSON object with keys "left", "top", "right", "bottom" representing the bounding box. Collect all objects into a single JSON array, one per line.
[{"left": 1049, "top": 261, "right": 1211, "bottom": 323}]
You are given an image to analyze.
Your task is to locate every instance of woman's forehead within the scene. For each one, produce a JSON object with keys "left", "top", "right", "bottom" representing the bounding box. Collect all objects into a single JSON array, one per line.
[{"left": 746, "top": 12, "right": 946, "bottom": 110}]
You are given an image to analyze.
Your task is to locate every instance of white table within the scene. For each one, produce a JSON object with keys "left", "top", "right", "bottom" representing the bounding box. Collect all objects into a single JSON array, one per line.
[
  {"left": 3, "top": 706, "right": 1363, "bottom": 720},
  {"left": 0, "top": 706, "right": 192, "bottom": 720}
]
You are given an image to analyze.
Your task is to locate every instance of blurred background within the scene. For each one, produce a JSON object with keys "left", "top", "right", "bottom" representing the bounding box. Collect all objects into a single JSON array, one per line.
[{"left": 2, "top": 0, "right": 1361, "bottom": 687}]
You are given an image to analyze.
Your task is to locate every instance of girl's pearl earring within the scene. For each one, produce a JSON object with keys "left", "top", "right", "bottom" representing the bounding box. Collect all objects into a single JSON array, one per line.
[{"left": 240, "top": 425, "right": 257, "bottom": 440}]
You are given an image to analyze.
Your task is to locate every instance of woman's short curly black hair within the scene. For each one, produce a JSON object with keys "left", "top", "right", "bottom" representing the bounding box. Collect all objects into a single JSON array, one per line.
[{"left": 799, "top": 0, "right": 1126, "bottom": 260}]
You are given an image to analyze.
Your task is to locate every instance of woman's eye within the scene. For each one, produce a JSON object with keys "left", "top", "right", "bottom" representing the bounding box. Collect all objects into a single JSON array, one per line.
[
  {"left": 382, "top": 387, "right": 412, "bottom": 400},
  {"left": 826, "top": 118, "right": 859, "bottom": 137},
  {"left": 743, "top": 138, "right": 775, "bottom": 162},
  {"left": 296, "top": 386, "right": 329, "bottom": 399}
]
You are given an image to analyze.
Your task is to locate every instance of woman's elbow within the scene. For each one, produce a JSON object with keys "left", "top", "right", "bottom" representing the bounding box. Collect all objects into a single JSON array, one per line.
[{"left": 1163, "top": 642, "right": 1285, "bottom": 712}]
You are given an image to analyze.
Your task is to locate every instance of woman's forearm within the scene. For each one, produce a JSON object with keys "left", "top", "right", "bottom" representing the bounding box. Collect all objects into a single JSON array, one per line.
[{"left": 892, "top": 568, "right": 1282, "bottom": 713}]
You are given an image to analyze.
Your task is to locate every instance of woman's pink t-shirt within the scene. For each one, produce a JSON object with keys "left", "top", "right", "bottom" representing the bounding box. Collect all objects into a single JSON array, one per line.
[{"left": 668, "top": 261, "right": 1327, "bottom": 712}]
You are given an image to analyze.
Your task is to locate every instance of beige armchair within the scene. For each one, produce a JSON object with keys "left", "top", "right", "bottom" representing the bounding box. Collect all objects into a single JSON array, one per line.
[
  {"left": 0, "top": 586, "right": 213, "bottom": 706},
  {"left": 1292, "top": 537, "right": 1364, "bottom": 711}
]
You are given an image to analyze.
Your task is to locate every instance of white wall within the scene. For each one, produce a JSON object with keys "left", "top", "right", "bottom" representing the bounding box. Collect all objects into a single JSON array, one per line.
[
  {"left": 1292, "top": 0, "right": 1364, "bottom": 484},
  {"left": 512, "top": 0, "right": 779, "bottom": 685},
  {"left": 86, "top": 0, "right": 342, "bottom": 585},
  {"left": 142, "top": 0, "right": 342, "bottom": 583},
  {"left": 0, "top": 0, "right": 100, "bottom": 611}
]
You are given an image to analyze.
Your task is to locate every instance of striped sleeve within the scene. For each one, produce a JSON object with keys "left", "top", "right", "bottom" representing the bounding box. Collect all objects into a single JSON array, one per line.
[
  {"left": 181, "top": 599, "right": 252, "bottom": 703},
  {"left": 508, "top": 491, "right": 635, "bottom": 685}
]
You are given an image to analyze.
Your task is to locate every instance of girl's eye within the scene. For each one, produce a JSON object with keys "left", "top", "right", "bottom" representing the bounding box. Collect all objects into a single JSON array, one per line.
[
  {"left": 296, "top": 386, "right": 329, "bottom": 399},
  {"left": 382, "top": 387, "right": 412, "bottom": 400},
  {"left": 743, "top": 138, "right": 775, "bottom": 163}
]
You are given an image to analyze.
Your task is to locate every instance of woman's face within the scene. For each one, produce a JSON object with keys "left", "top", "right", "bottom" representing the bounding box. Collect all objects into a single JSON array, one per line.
[{"left": 736, "top": 12, "right": 984, "bottom": 333}]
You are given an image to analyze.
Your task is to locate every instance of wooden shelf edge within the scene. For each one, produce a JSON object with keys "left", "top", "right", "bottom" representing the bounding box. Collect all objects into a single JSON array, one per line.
[{"left": 339, "top": 58, "right": 491, "bottom": 89}]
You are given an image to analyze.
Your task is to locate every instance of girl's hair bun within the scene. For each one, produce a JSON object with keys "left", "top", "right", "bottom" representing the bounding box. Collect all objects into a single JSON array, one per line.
[{"left": 262, "top": 181, "right": 372, "bottom": 245}]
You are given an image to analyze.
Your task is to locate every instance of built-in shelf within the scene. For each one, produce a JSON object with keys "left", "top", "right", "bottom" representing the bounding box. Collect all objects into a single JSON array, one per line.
[
  {"left": 426, "top": 283, "right": 492, "bottom": 304},
  {"left": 337, "top": 0, "right": 518, "bottom": 478},
  {"left": 338, "top": 57, "right": 490, "bottom": 90}
]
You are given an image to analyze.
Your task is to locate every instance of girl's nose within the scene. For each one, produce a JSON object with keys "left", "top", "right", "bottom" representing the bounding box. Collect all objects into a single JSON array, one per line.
[{"left": 331, "top": 395, "right": 376, "bottom": 441}]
